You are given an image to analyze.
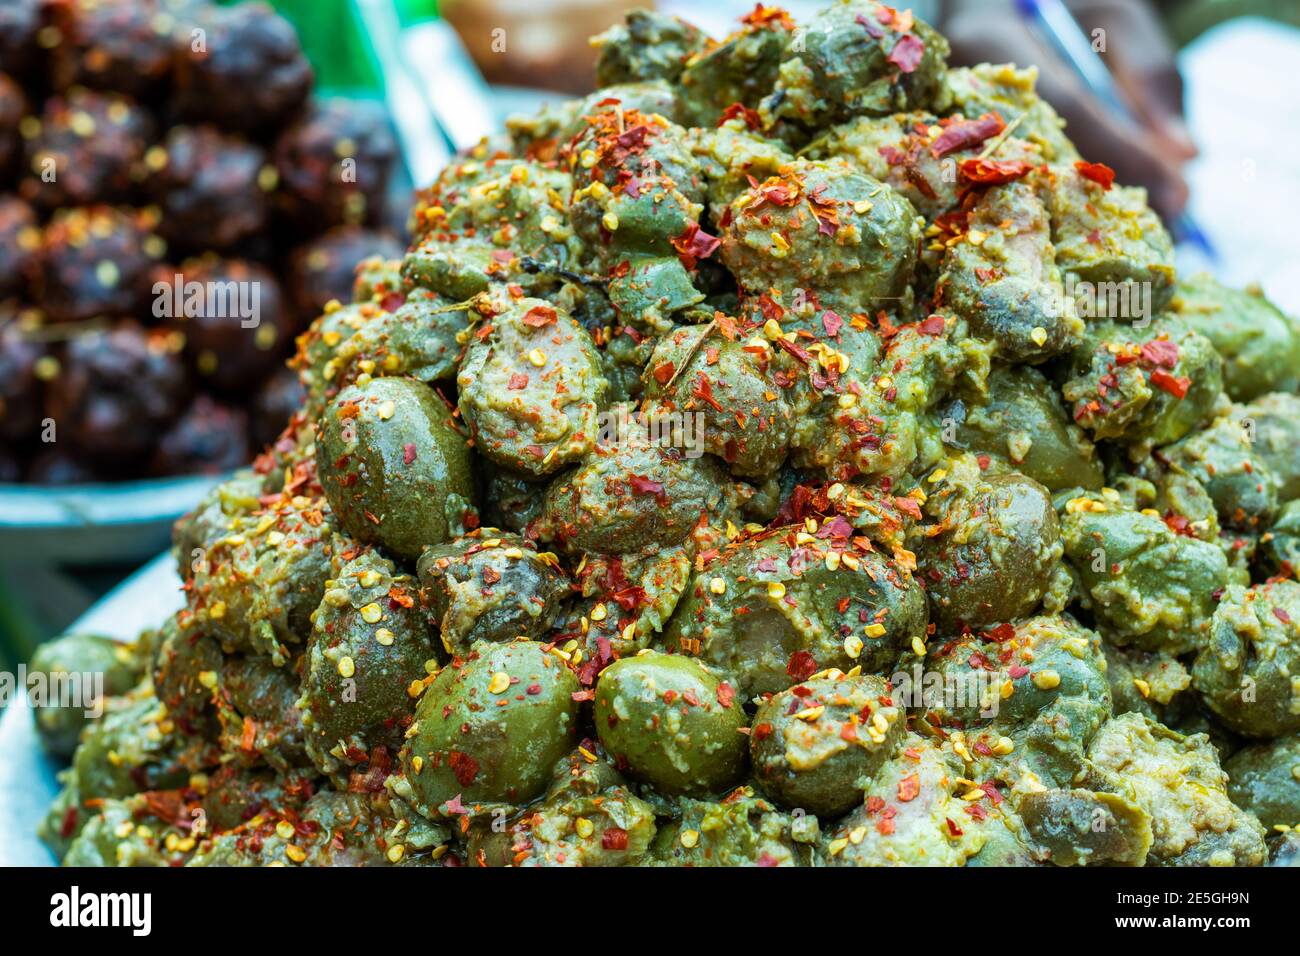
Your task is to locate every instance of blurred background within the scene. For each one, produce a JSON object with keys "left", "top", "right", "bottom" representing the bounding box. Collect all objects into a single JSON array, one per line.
[{"left": 0, "top": 0, "right": 1297, "bottom": 668}]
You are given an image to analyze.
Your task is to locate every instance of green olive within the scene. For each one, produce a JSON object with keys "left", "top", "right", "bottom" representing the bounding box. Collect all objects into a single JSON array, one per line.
[
  {"left": 719, "top": 159, "right": 920, "bottom": 319},
  {"left": 401, "top": 641, "right": 580, "bottom": 810},
  {"left": 942, "top": 365, "right": 1103, "bottom": 491},
  {"left": 28, "top": 633, "right": 145, "bottom": 758},
  {"left": 593, "top": 9, "right": 708, "bottom": 87},
  {"left": 594, "top": 653, "right": 747, "bottom": 796},
  {"left": 417, "top": 530, "right": 571, "bottom": 656},
  {"left": 915, "top": 474, "right": 1063, "bottom": 630},
  {"left": 1224, "top": 735, "right": 1300, "bottom": 831},
  {"left": 1173, "top": 273, "right": 1300, "bottom": 402},
  {"left": 1058, "top": 488, "right": 1229, "bottom": 654},
  {"left": 318, "top": 376, "right": 476, "bottom": 562},
  {"left": 759, "top": 3, "right": 949, "bottom": 130},
  {"left": 750, "top": 672, "right": 904, "bottom": 817},
  {"left": 456, "top": 295, "right": 608, "bottom": 478},
  {"left": 939, "top": 180, "right": 1083, "bottom": 362},
  {"left": 298, "top": 549, "right": 436, "bottom": 774},
  {"left": 664, "top": 528, "right": 927, "bottom": 698},
  {"left": 536, "top": 434, "right": 737, "bottom": 554},
  {"left": 1193, "top": 580, "right": 1300, "bottom": 738},
  {"left": 641, "top": 323, "right": 794, "bottom": 479}
]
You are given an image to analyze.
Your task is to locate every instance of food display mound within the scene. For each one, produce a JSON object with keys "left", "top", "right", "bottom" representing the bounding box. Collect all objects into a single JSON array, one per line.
[
  {"left": 0, "top": 0, "right": 402, "bottom": 484},
  {"left": 30, "top": 2, "right": 1300, "bottom": 868}
]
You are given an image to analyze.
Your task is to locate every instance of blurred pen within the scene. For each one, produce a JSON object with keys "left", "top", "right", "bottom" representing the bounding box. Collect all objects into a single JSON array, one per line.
[{"left": 1014, "top": 0, "right": 1218, "bottom": 260}]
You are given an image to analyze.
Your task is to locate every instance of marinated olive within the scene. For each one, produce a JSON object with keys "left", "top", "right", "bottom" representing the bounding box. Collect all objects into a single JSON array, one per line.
[
  {"left": 750, "top": 672, "right": 904, "bottom": 817},
  {"left": 317, "top": 376, "right": 476, "bottom": 562},
  {"left": 401, "top": 641, "right": 580, "bottom": 811},
  {"left": 594, "top": 653, "right": 747, "bottom": 797}
]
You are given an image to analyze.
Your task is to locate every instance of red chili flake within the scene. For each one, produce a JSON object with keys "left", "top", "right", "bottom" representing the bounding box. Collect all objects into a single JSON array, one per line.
[
  {"left": 856, "top": 12, "right": 884, "bottom": 38},
  {"left": 893, "top": 496, "right": 922, "bottom": 520},
  {"left": 786, "top": 650, "right": 818, "bottom": 681},
  {"left": 887, "top": 33, "right": 925, "bottom": 73},
  {"left": 821, "top": 310, "right": 843, "bottom": 337},
  {"left": 612, "top": 586, "right": 648, "bottom": 611},
  {"left": 876, "top": 815, "right": 896, "bottom": 836},
  {"left": 670, "top": 222, "right": 721, "bottom": 269},
  {"left": 759, "top": 180, "right": 801, "bottom": 207},
  {"left": 878, "top": 144, "right": 906, "bottom": 166},
  {"left": 774, "top": 335, "right": 811, "bottom": 365},
  {"left": 616, "top": 124, "right": 650, "bottom": 150},
  {"left": 571, "top": 689, "right": 595, "bottom": 703},
  {"left": 755, "top": 853, "right": 780, "bottom": 867},
  {"left": 984, "top": 622, "right": 1017, "bottom": 643},
  {"left": 482, "top": 566, "right": 501, "bottom": 585},
  {"left": 395, "top": 442, "right": 416, "bottom": 467},
  {"left": 897, "top": 773, "right": 921, "bottom": 802},
  {"left": 929, "top": 113, "right": 1006, "bottom": 159},
  {"left": 817, "top": 515, "right": 854, "bottom": 540},
  {"left": 601, "top": 828, "right": 629, "bottom": 850},
  {"left": 240, "top": 717, "right": 257, "bottom": 751},
  {"left": 973, "top": 739, "right": 993, "bottom": 757},
  {"left": 742, "top": 4, "right": 795, "bottom": 30},
  {"left": 507, "top": 372, "right": 529, "bottom": 390},
  {"left": 444, "top": 794, "right": 468, "bottom": 816},
  {"left": 959, "top": 158, "right": 1033, "bottom": 185},
  {"left": 521, "top": 304, "right": 557, "bottom": 327},
  {"left": 945, "top": 818, "right": 964, "bottom": 837},
  {"left": 976, "top": 454, "right": 991, "bottom": 470},
  {"left": 628, "top": 475, "right": 666, "bottom": 502},
  {"left": 490, "top": 249, "right": 515, "bottom": 264},
  {"left": 1008, "top": 664, "right": 1030, "bottom": 679},
  {"left": 752, "top": 722, "right": 774, "bottom": 741},
  {"left": 652, "top": 361, "right": 675, "bottom": 385},
  {"left": 1074, "top": 160, "right": 1116, "bottom": 190},
  {"left": 1139, "top": 338, "right": 1179, "bottom": 369},
  {"left": 718, "top": 102, "right": 762, "bottom": 130},
  {"left": 1274, "top": 606, "right": 1293, "bottom": 625},
  {"left": 1164, "top": 513, "right": 1192, "bottom": 536},
  {"left": 449, "top": 750, "right": 480, "bottom": 787},
  {"left": 756, "top": 292, "right": 785, "bottom": 323},
  {"left": 692, "top": 372, "right": 725, "bottom": 412},
  {"left": 526, "top": 683, "right": 542, "bottom": 695},
  {"left": 980, "top": 780, "right": 1003, "bottom": 805},
  {"left": 918, "top": 314, "right": 946, "bottom": 336},
  {"left": 903, "top": 163, "right": 939, "bottom": 200},
  {"left": 717, "top": 682, "right": 736, "bottom": 708},
  {"left": 1150, "top": 369, "right": 1191, "bottom": 399},
  {"left": 60, "top": 806, "right": 79, "bottom": 838}
]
